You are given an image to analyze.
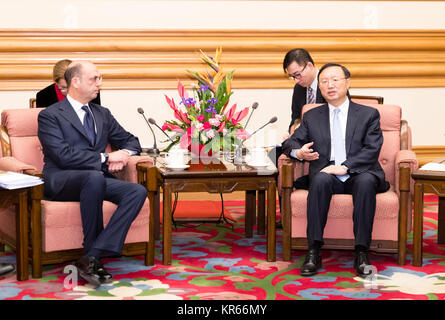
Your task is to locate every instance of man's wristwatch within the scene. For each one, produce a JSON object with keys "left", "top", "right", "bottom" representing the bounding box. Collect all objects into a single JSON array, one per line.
[{"left": 104, "top": 153, "right": 109, "bottom": 163}]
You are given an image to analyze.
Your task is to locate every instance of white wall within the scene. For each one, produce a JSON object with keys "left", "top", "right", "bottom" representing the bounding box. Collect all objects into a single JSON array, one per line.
[
  {"left": 0, "top": 0, "right": 444, "bottom": 148},
  {"left": 1, "top": 1, "right": 445, "bottom": 30}
]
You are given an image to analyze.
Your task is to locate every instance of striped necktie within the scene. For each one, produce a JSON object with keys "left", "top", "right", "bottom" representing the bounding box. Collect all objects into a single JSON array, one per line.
[
  {"left": 307, "top": 86, "right": 315, "bottom": 104},
  {"left": 81, "top": 105, "right": 96, "bottom": 145}
]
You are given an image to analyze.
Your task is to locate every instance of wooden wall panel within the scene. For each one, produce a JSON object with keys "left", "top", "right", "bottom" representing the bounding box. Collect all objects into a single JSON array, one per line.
[{"left": 0, "top": 29, "right": 445, "bottom": 90}]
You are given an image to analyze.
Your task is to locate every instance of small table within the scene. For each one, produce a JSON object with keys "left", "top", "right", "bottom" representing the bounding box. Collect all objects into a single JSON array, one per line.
[
  {"left": 412, "top": 164, "right": 445, "bottom": 267},
  {"left": 138, "top": 153, "right": 278, "bottom": 265},
  {"left": 0, "top": 187, "right": 30, "bottom": 281}
]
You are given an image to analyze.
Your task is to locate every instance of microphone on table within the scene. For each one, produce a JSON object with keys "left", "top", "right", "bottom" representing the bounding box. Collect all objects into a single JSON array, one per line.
[
  {"left": 243, "top": 102, "right": 259, "bottom": 130},
  {"left": 244, "top": 116, "right": 278, "bottom": 143},
  {"left": 234, "top": 116, "right": 278, "bottom": 163},
  {"left": 137, "top": 107, "right": 160, "bottom": 155},
  {"left": 148, "top": 117, "right": 176, "bottom": 144}
]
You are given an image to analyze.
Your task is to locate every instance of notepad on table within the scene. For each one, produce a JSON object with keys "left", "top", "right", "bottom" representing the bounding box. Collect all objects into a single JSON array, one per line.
[{"left": 0, "top": 170, "right": 43, "bottom": 190}]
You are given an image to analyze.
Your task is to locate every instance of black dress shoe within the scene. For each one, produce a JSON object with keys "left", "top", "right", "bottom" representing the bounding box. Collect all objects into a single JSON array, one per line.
[
  {"left": 300, "top": 249, "right": 322, "bottom": 276},
  {"left": 95, "top": 259, "right": 113, "bottom": 284},
  {"left": 75, "top": 256, "right": 112, "bottom": 286},
  {"left": 354, "top": 250, "right": 373, "bottom": 278},
  {"left": 0, "top": 263, "right": 15, "bottom": 277}
]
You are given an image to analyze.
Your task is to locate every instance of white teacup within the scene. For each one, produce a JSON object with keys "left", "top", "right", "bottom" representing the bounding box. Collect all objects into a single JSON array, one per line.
[
  {"left": 250, "top": 147, "right": 267, "bottom": 164},
  {"left": 165, "top": 148, "right": 187, "bottom": 167}
]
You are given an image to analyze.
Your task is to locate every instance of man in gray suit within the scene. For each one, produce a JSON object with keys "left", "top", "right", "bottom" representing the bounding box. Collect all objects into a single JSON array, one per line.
[{"left": 282, "top": 63, "right": 389, "bottom": 277}]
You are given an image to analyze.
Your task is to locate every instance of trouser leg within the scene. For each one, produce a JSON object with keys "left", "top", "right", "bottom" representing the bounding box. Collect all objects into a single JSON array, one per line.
[
  {"left": 345, "top": 172, "right": 379, "bottom": 248},
  {"left": 92, "top": 178, "right": 147, "bottom": 254},
  {"left": 306, "top": 172, "right": 343, "bottom": 247}
]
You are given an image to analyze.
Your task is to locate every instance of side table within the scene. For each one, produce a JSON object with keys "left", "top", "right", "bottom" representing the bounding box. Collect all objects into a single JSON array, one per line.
[
  {"left": 412, "top": 169, "right": 445, "bottom": 267},
  {"left": 0, "top": 187, "right": 30, "bottom": 281}
]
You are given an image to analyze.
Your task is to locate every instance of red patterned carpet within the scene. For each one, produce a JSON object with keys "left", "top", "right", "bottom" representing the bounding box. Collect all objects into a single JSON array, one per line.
[{"left": 0, "top": 195, "right": 444, "bottom": 300}]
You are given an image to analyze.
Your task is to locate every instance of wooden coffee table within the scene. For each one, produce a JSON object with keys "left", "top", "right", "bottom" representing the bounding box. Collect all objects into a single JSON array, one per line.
[
  {"left": 137, "top": 153, "right": 278, "bottom": 265},
  {"left": 412, "top": 163, "right": 445, "bottom": 267}
]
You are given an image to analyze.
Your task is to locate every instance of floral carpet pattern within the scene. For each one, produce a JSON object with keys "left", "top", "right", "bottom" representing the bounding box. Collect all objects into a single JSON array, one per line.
[{"left": 0, "top": 195, "right": 444, "bottom": 300}]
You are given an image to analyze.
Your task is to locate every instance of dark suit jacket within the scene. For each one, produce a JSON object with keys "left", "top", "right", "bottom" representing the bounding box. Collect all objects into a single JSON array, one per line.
[
  {"left": 37, "top": 98, "right": 141, "bottom": 197},
  {"left": 289, "top": 84, "right": 325, "bottom": 131},
  {"left": 282, "top": 101, "right": 388, "bottom": 190},
  {"left": 36, "top": 83, "right": 101, "bottom": 108}
]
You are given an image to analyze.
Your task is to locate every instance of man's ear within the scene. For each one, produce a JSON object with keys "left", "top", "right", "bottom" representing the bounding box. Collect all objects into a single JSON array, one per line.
[
  {"left": 71, "top": 76, "right": 80, "bottom": 89},
  {"left": 345, "top": 78, "right": 351, "bottom": 90}
]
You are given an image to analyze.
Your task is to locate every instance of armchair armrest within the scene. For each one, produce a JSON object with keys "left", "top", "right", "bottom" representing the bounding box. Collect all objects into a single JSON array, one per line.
[
  {"left": 114, "top": 155, "right": 154, "bottom": 183},
  {"left": 0, "top": 156, "right": 36, "bottom": 173},
  {"left": 394, "top": 149, "right": 418, "bottom": 197},
  {"left": 277, "top": 153, "right": 306, "bottom": 196}
]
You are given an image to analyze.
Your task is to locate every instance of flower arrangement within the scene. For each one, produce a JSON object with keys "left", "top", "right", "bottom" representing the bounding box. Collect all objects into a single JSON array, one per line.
[{"left": 162, "top": 47, "right": 250, "bottom": 155}]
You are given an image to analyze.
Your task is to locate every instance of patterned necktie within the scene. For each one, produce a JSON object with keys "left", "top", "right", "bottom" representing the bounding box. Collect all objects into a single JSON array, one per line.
[
  {"left": 307, "top": 86, "right": 315, "bottom": 104},
  {"left": 81, "top": 105, "right": 96, "bottom": 145},
  {"left": 333, "top": 108, "right": 349, "bottom": 182}
]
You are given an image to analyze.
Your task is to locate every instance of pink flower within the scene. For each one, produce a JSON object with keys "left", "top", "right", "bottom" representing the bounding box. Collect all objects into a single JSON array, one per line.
[
  {"left": 162, "top": 122, "right": 184, "bottom": 133},
  {"left": 231, "top": 118, "right": 238, "bottom": 126},
  {"left": 217, "top": 121, "right": 226, "bottom": 132},
  {"left": 203, "top": 121, "right": 211, "bottom": 130},
  {"left": 197, "top": 114, "right": 205, "bottom": 122},
  {"left": 236, "top": 128, "right": 250, "bottom": 140},
  {"left": 206, "top": 130, "right": 215, "bottom": 139},
  {"left": 209, "top": 118, "right": 220, "bottom": 126}
]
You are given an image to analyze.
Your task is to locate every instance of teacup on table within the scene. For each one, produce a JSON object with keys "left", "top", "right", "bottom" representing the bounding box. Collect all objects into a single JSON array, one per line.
[
  {"left": 249, "top": 147, "right": 267, "bottom": 165},
  {"left": 165, "top": 148, "right": 188, "bottom": 167}
]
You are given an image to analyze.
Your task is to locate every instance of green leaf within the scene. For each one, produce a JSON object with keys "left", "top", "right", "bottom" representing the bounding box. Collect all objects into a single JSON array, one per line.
[
  {"left": 137, "top": 288, "right": 168, "bottom": 296},
  {"left": 335, "top": 281, "right": 362, "bottom": 288},
  {"left": 189, "top": 276, "right": 226, "bottom": 287}
]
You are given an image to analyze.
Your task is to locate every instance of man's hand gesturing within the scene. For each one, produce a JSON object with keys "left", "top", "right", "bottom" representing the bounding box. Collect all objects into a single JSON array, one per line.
[{"left": 296, "top": 141, "right": 319, "bottom": 161}]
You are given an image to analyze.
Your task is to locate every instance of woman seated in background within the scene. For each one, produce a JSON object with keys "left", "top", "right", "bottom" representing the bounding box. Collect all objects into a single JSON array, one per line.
[{"left": 36, "top": 59, "right": 101, "bottom": 108}]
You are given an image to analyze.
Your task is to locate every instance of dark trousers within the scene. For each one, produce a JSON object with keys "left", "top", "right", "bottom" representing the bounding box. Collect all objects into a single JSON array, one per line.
[
  {"left": 306, "top": 171, "right": 386, "bottom": 249},
  {"left": 47, "top": 170, "right": 147, "bottom": 255}
]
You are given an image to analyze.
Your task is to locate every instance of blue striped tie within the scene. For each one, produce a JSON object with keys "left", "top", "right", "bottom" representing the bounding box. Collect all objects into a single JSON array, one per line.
[
  {"left": 82, "top": 105, "right": 96, "bottom": 145},
  {"left": 333, "top": 108, "right": 349, "bottom": 182}
]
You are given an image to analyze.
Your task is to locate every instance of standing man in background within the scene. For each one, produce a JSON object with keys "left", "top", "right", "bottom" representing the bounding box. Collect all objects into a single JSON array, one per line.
[
  {"left": 270, "top": 48, "right": 325, "bottom": 228},
  {"left": 283, "top": 48, "right": 326, "bottom": 133}
]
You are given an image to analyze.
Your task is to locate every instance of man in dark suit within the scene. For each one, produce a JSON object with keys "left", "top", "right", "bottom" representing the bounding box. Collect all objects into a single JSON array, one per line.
[
  {"left": 37, "top": 61, "right": 147, "bottom": 286},
  {"left": 282, "top": 63, "right": 389, "bottom": 278},
  {"left": 283, "top": 48, "right": 326, "bottom": 133}
]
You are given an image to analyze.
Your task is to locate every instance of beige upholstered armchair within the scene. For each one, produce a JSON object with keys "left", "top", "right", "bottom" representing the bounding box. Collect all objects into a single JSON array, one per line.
[
  {"left": 0, "top": 108, "right": 155, "bottom": 279},
  {"left": 279, "top": 103, "right": 418, "bottom": 265}
]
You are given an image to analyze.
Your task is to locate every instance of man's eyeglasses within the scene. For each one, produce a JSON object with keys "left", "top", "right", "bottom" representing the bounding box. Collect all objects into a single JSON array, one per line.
[
  {"left": 319, "top": 78, "right": 347, "bottom": 86},
  {"left": 287, "top": 64, "right": 307, "bottom": 80}
]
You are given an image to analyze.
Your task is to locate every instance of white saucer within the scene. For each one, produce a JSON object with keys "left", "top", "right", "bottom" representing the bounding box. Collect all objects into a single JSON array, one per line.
[
  {"left": 166, "top": 164, "right": 190, "bottom": 170},
  {"left": 246, "top": 161, "right": 269, "bottom": 168}
]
